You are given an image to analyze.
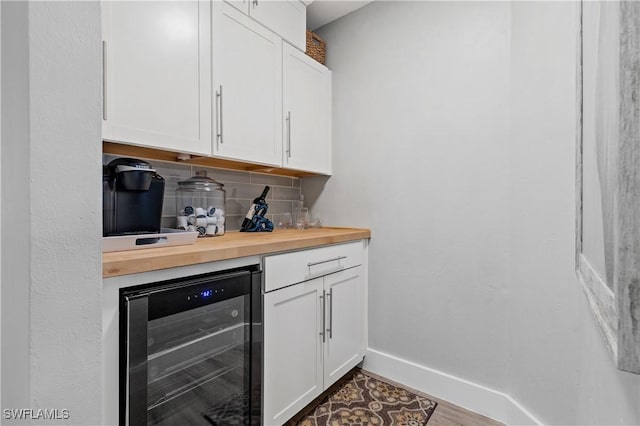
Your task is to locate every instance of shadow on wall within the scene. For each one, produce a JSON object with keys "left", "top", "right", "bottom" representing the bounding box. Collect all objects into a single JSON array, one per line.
[{"left": 300, "top": 175, "right": 330, "bottom": 212}]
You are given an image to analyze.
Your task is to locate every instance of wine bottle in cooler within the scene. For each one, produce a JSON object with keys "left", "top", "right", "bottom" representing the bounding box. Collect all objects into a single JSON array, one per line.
[{"left": 241, "top": 186, "right": 270, "bottom": 230}]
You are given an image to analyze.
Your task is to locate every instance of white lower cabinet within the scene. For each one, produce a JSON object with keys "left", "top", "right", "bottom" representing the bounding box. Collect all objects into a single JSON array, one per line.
[
  {"left": 323, "top": 268, "right": 365, "bottom": 386},
  {"left": 263, "top": 278, "right": 325, "bottom": 426},
  {"left": 263, "top": 250, "right": 365, "bottom": 426}
]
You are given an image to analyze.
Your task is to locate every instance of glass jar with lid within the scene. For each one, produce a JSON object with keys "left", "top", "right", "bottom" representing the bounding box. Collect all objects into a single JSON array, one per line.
[{"left": 175, "top": 171, "right": 226, "bottom": 237}]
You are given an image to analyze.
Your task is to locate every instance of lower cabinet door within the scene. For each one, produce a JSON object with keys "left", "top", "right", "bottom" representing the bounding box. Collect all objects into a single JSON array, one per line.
[
  {"left": 323, "top": 266, "right": 365, "bottom": 388},
  {"left": 263, "top": 278, "right": 324, "bottom": 425}
]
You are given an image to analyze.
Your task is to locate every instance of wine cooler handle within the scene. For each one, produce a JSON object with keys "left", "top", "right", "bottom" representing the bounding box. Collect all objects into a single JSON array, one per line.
[
  {"left": 319, "top": 290, "right": 326, "bottom": 343},
  {"left": 125, "top": 296, "right": 149, "bottom": 426},
  {"left": 327, "top": 288, "right": 333, "bottom": 339}
]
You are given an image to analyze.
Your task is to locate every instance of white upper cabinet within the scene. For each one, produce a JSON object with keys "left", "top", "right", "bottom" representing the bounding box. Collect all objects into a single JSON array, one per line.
[
  {"left": 102, "top": 0, "right": 330, "bottom": 175},
  {"left": 102, "top": 1, "right": 212, "bottom": 155},
  {"left": 225, "top": 0, "right": 307, "bottom": 51},
  {"left": 250, "top": 0, "right": 306, "bottom": 51},
  {"left": 283, "top": 42, "right": 332, "bottom": 174},
  {"left": 212, "top": 2, "right": 283, "bottom": 166},
  {"left": 223, "top": 0, "right": 250, "bottom": 14}
]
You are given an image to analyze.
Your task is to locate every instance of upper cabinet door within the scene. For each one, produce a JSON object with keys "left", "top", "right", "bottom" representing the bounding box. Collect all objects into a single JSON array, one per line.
[
  {"left": 282, "top": 43, "right": 332, "bottom": 174},
  {"left": 212, "top": 2, "right": 283, "bottom": 166},
  {"left": 102, "top": 1, "right": 212, "bottom": 155},
  {"left": 224, "top": 0, "right": 250, "bottom": 14},
  {"left": 249, "top": 0, "right": 306, "bottom": 51}
]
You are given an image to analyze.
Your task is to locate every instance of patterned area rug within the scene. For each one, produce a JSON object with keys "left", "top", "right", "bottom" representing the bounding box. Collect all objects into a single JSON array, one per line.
[{"left": 288, "top": 369, "right": 437, "bottom": 426}]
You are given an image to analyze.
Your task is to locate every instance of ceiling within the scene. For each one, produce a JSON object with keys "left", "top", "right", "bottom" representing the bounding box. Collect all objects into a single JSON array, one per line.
[{"left": 306, "top": 1, "right": 373, "bottom": 30}]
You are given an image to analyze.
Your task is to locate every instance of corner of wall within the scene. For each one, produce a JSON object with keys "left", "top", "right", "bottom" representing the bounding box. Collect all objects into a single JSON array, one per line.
[
  {"left": 0, "top": 0, "right": 3, "bottom": 410},
  {"left": 27, "top": 2, "right": 103, "bottom": 423},
  {"left": 363, "top": 348, "right": 543, "bottom": 426},
  {"left": 1, "top": 0, "right": 31, "bottom": 416}
]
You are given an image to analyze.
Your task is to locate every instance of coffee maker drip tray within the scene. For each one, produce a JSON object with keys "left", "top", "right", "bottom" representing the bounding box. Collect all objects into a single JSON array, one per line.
[{"left": 102, "top": 229, "right": 198, "bottom": 253}]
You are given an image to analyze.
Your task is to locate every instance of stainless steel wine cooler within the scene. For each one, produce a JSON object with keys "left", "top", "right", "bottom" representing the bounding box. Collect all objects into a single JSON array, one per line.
[{"left": 120, "top": 265, "right": 262, "bottom": 425}]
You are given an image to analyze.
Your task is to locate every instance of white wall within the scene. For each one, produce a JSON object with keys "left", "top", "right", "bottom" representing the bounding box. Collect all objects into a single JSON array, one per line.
[
  {"left": 305, "top": 0, "right": 512, "bottom": 392},
  {"left": 507, "top": 2, "right": 582, "bottom": 422},
  {"left": 305, "top": 1, "right": 640, "bottom": 424},
  {"left": 0, "top": 0, "right": 3, "bottom": 411},
  {"left": 28, "top": 2, "right": 103, "bottom": 422},
  {"left": 2, "top": 2, "right": 103, "bottom": 424},
  {"left": 508, "top": 2, "right": 640, "bottom": 424}
]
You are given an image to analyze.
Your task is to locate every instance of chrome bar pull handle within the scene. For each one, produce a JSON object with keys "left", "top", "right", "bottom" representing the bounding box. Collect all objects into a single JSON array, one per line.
[
  {"left": 327, "top": 288, "right": 333, "bottom": 339},
  {"left": 216, "top": 85, "right": 224, "bottom": 145},
  {"left": 102, "top": 41, "right": 108, "bottom": 120},
  {"left": 319, "top": 290, "right": 326, "bottom": 343},
  {"left": 307, "top": 256, "right": 347, "bottom": 268},
  {"left": 286, "top": 111, "right": 292, "bottom": 159}
]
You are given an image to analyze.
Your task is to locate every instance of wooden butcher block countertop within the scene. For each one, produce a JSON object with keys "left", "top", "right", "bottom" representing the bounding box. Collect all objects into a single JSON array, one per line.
[{"left": 103, "top": 227, "right": 371, "bottom": 278}]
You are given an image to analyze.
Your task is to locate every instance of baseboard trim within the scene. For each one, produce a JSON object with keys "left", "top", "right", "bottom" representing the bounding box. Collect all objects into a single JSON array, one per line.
[{"left": 363, "top": 348, "right": 543, "bottom": 426}]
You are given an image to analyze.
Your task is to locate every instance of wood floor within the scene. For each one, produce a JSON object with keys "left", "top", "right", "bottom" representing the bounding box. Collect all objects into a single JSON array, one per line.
[
  {"left": 288, "top": 367, "right": 504, "bottom": 426},
  {"left": 361, "top": 369, "right": 504, "bottom": 426}
]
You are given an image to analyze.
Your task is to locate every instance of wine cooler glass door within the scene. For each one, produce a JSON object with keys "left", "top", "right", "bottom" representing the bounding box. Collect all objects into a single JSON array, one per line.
[{"left": 121, "top": 268, "right": 261, "bottom": 426}]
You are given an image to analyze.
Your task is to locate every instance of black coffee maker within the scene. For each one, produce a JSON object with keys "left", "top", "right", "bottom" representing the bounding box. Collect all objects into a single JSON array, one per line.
[{"left": 103, "top": 158, "right": 165, "bottom": 236}]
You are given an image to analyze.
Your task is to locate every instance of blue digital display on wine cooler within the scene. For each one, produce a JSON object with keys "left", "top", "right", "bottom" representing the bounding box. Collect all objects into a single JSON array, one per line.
[{"left": 201, "top": 289, "right": 213, "bottom": 298}]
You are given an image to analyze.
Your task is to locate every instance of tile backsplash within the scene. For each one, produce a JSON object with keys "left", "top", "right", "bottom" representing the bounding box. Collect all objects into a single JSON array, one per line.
[{"left": 104, "top": 155, "right": 302, "bottom": 231}]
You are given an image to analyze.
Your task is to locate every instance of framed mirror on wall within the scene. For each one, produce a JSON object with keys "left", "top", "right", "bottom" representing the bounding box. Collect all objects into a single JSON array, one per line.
[{"left": 576, "top": 0, "right": 640, "bottom": 374}]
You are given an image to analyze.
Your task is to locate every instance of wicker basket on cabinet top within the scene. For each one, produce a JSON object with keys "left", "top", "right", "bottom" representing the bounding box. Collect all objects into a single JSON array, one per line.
[{"left": 306, "top": 29, "right": 326, "bottom": 65}]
